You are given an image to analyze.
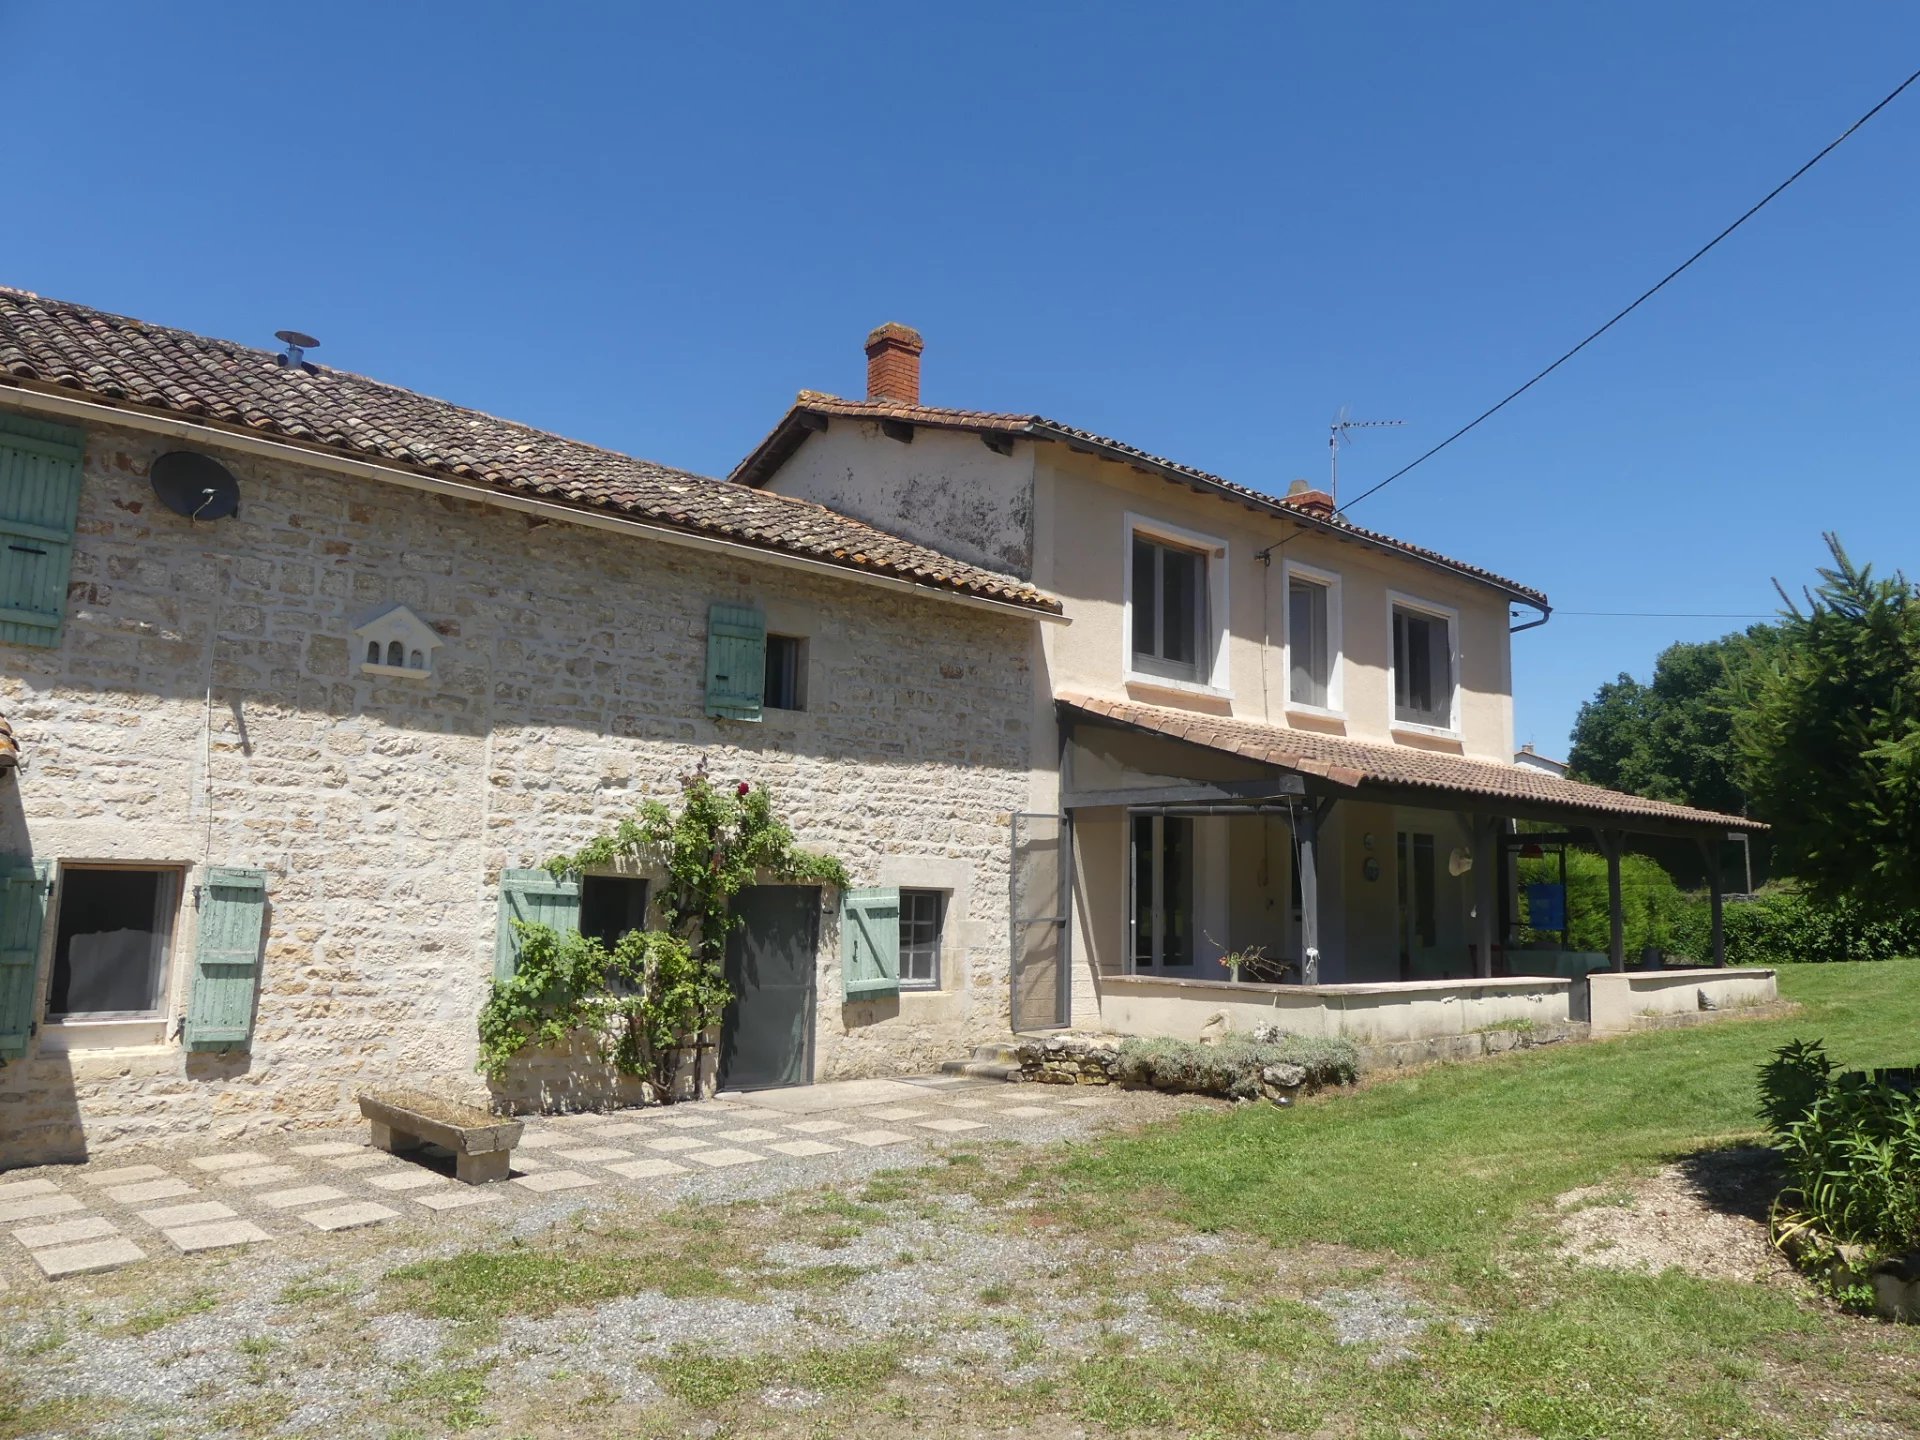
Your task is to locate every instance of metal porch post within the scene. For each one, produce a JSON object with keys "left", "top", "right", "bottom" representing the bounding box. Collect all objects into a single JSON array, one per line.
[
  {"left": 1598, "top": 830, "right": 1626, "bottom": 973},
  {"left": 1474, "top": 814, "right": 1498, "bottom": 978},
  {"left": 1698, "top": 835, "right": 1725, "bottom": 968},
  {"left": 1298, "top": 800, "right": 1322, "bottom": 986}
]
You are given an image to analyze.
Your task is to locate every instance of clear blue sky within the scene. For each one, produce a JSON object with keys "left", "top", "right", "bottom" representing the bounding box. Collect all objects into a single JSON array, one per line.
[{"left": 5, "top": 3, "right": 1916, "bottom": 755}]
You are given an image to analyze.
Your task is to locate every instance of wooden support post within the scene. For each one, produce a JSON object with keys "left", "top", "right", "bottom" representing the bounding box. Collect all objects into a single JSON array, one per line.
[
  {"left": 1597, "top": 830, "right": 1626, "bottom": 973},
  {"left": 1698, "top": 835, "right": 1726, "bottom": 968},
  {"left": 1298, "top": 801, "right": 1321, "bottom": 985},
  {"left": 1473, "top": 815, "right": 1498, "bottom": 978}
]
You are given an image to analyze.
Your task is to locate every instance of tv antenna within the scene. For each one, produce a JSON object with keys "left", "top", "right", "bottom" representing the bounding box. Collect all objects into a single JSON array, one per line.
[{"left": 1329, "top": 409, "right": 1405, "bottom": 505}]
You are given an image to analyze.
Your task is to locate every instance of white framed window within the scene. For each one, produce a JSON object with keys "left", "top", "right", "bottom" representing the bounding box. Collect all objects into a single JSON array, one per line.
[
  {"left": 44, "top": 864, "right": 184, "bottom": 1047},
  {"left": 1129, "top": 813, "right": 1195, "bottom": 970},
  {"left": 1281, "top": 560, "right": 1342, "bottom": 714},
  {"left": 898, "top": 889, "right": 946, "bottom": 989},
  {"left": 1388, "top": 593, "right": 1460, "bottom": 734},
  {"left": 1123, "top": 514, "right": 1229, "bottom": 693}
]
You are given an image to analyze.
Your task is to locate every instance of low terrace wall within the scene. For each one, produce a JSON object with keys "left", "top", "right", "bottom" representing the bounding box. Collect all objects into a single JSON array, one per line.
[
  {"left": 1587, "top": 967, "right": 1779, "bottom": 1036},
  {"left": 1097, "top": 974, "right": 1573, "bottom": 1046}
]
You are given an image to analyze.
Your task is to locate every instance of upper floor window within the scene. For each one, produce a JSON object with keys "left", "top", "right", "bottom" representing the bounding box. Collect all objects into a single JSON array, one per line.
[
  {"left": 1284, "top": 563, "right": 1341, "bottom": 712},
  {"left": 1391, "top": 598, "right": 1457, "bottom": 731}
]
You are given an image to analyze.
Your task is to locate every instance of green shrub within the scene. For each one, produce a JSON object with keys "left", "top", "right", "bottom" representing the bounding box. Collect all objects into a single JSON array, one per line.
[
  {"left": 1761, "top": 1040, "right": 1920, "bottom": 1257},
  {"left": 1668, "top": 884, "right": 1920, "bottom": 965},
  {"left": 1114, "top": 1034, "right": 1356, "bottom": 1099}
]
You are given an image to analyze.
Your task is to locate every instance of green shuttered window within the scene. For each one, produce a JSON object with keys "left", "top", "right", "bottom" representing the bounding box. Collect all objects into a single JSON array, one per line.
[
  {"left": 841, "top": 886, "right": 902, "bottom": 1001},
  {"left": 0, "top": 861, "right": 52, "bottom": 1059},
  {"left": 185, "top": 867, "right": 268, "bottom": 1050},
  {"left": 0, "top": 416, "right": 85, "bottom": 649},
  {"left": 495, "top": 869, "right": 582, "bottom": 981},
  {"left": 705, "top": 602, "right": 767, "bottom": 721}
]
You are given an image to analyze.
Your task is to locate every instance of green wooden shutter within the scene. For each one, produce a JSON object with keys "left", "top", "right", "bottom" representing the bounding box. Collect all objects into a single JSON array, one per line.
[
  {"left": 0, "top": 416, "right": 85, "bottom": 650},
  {"left": 184, "top": 867, "right": 268, "bottom": 1051},
  {"left": 705, "top": 602, "right": 766, "bottom": 721},
  {"left": 841, "top": 886, "right": 901, "bottom": 1001},
  {"left": 495, "top": 869, "right": 582, "bottom": 981},
  {"left": 0, "top": 860, "right": 52, "bottom": 1060}
]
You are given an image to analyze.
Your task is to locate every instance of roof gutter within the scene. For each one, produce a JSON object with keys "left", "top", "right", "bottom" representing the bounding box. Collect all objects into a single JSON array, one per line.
[
  {"left": 1509, "top": 600, "right": 1552, "bottom": 634},
  {"left": 0, "top": 379, "right": 1066, "bottom": 626}
]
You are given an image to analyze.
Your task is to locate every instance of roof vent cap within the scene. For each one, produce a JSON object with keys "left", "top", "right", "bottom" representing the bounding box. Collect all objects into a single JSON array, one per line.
[{"left": 274, "top": 329, "right": 319, "bottom": 369}]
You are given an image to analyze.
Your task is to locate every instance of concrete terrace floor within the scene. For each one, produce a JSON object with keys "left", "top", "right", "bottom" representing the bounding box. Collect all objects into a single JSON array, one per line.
[{"left": 0, "top": 1075, "right": 1159, "bottom": 1291}]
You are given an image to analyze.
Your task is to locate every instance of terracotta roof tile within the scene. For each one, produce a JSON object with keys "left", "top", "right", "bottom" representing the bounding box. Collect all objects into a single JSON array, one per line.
[
  {"left": 0, "top": 289, "right": 1058, "bottom": 614},
  {"left": 733, "top": 395, "right": 1547, "bottom": 608},
  {"left": 1058, "top": 692, "right": 1763, "bottom": 831}
]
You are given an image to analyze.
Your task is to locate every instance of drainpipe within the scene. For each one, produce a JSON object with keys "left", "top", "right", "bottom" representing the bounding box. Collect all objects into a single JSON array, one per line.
[{"left": 1509, "top": 600, "right": 1552, "bottom": 635}]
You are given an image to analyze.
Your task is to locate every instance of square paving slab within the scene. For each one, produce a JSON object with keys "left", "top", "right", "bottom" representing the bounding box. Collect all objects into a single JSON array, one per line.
[
  {"left": 412, "top": 1189, "right": 503, "bottom": 1212},
  {"left": 514, "top": 1131, "right": 568, "bottom": 1150},
  {"left": 165, "top": 1220, "right": 271, "bottom": 1253},
  {"left": 0, "top": 1193, "right": 85, "bottom": 1224},
  {"left": 136, "top": 1201, "right": 237, "bottom": 1229},
  {"left": 189, "top": 1151, "right": 273, "bottom": 1172},
  {"left": 368, "top": 1172, "right": 445, "bottom": 1193},
  {"left": 651, "top": 1114, "right": 720, "bottom": 1130},
  {"left": 301, "top": 1202, "right": 399, "bottom": 1232},
  {"left": 11, "top": 1215, "right": 120, "bottom": 1249},
  {"left": 681, "top": 1148, "right": 765, "bottom": 1169},
  {"left": 605, "top": 1157, "right": 690, "bottom": 1180},
  {"left": 34, "top": 1237, "right": 146, "bottom": 1278},
  {"left": 713, "top": 1128, "right": 781, "bottom": 1143},
  {"left": 863, "top": 1107, "right": 928, "bottom": 1122},
  {"left": 642, "top": 1135, "right": 713, "bottom": 1153},
  {"left": 839, "top": 1130, "right": 912, "bottom": 1148},
  {"left": 767, "top": 1139, "right": 842, "bottom": 1158},
  {"left": 916, "top": 1117, "right": 988, "bottom": 1134},
  {"left": 325, "top": 1153, "right": 392, "bottom": 1173},
  {"left": 221, "top": 1165, "right": 303, "bottom": 1189},
  {"left": 288, "top": 1141, "right": 363, "bottom": 1158},
  {"left": 101, "top": 1178, "right": 194, "bottom": 1205},
  {"left": 0, "top": 1177, "right": 60, "bottom": 1200},
  {"left": 1000, "top": 1105, "right": 1057, "bottom": 1118},
  {"left": 513, "top": 1170, "right": 600, "bottom": 1193},
  {"left": 258, "top": 1186, "right": 348, "bottom": 1211},
  {"left": 784, "top": 1119, "right": 851, "bottom": 1135},
  {"left": 551, "top": 1146, "right": 633, "bottom": 1163},
  {"left": 79, "top": 1165, "right": 169, "bottom": 1187}
]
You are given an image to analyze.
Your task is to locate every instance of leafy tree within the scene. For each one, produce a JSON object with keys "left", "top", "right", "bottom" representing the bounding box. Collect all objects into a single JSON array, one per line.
[
  {"left": 1733, "top": 534, "right": 1920, "bottom": 907},
  {"left": 1568, "top": 629, "right": 1777, "bottom": 818}
]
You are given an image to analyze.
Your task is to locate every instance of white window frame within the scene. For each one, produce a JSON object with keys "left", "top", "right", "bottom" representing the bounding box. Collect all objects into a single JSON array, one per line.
[
  {"left": 1280, "top": 559, "right": 1343, "bottom": 717},
  {"left": 1386, "top": 591, "right": 1462, "bottom": 737},
  {"left": 897, "top": 888, "right": 946, "bottom": 991},
  {"left": 41, "top": 862, "right": 185, "bottom": 1050},
  {"left": 1122, "top": 512, "right": 1230, "bottom": 696}
]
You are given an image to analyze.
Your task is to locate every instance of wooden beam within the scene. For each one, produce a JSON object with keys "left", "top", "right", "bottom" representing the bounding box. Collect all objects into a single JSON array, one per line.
[
  {"left": 1063, "top": 776, "right": 1305, "bottom": 811},
  {"left": 880, "top": 419, "right": 914, "bottom": 444}
]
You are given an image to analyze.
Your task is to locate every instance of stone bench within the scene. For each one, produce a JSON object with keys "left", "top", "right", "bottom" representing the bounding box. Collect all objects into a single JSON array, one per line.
[{"left": 357, "top": 1089, "right": 523, "bottom": 1184}]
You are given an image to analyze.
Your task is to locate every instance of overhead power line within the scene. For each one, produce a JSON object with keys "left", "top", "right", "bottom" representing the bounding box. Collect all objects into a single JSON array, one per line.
[
  {"left": 1548, "top": 610, "right": 1777, "bottom": 619},
  {"left": 1339, "top": 65, "right": 1920, "bottom": 517}
]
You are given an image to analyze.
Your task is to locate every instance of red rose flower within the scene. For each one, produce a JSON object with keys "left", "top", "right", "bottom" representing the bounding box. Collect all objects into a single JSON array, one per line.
[{"left": 737, "top": 782, "right": 751, "bottom": 796}]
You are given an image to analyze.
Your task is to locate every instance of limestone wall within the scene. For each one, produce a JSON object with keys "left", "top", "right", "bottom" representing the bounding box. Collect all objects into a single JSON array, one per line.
[{"left": 0, "top": 416, "right": 1034, "bottom": 1163}]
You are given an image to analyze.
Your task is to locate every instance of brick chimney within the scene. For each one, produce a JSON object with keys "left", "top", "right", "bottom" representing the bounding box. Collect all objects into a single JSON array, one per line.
[
  {"left": 864, "top": 323, "right": 924, "bottom": 405},
  {"left": 1284, "top": 478, "right": 1336, "bottom": 518}
]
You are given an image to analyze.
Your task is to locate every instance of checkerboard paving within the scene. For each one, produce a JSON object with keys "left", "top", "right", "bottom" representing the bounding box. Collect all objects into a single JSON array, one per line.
[{"left": 3, "top": 1074, "right": 1144, "bottom": 1284}]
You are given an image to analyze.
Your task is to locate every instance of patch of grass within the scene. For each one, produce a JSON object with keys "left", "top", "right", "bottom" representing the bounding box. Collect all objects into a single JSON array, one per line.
[
  {"left": 651, "top": 1346, "right": 754, "bottom": 1407},
  {"left": 0, "top": 1375, "right": 97, "bottom": 1440},
  {"left": 113, "top": 1288, "right": 220, "bottom": 1337},
  {"left": 390, "top": 1361, "right": 492, "bottom": 1432},
  {"left": 770, "top": 1341, "right": 904, "bottom": 1396},
  {"left": 1472, "top": 1017, "right": 1539, "bottom": 1034},
  {"left": 277, "top": 1274, "right": 355, "bottom": 1308},
  {"left": 383, "top": 1213, "right": 748, "bottom": 1320},
  {"left": 208, "top": 1393, "right": 296, "bottom": 1436},
  {"left": 977, "top": 1280, "right": 1014, "bottom": 1305},
  {"left": 760, "top": 1262, "right": 870, "bottom": 1292}
]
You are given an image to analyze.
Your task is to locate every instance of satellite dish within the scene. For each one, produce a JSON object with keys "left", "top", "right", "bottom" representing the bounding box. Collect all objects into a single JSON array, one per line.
[
  {"left": 1447, "top": 847, "right": 1474, "bottom": 878},
  {"left": 150, "top": 451, "right": 241, "bottom": 521}
]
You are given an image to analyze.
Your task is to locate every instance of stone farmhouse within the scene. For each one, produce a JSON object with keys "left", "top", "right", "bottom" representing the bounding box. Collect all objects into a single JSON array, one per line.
[
  {"left": 0, "top": 290, "right": 1062, "bottom": 1165},
  {"left": 735, "top": 324, "right": 1768, "bottom": 1042}
]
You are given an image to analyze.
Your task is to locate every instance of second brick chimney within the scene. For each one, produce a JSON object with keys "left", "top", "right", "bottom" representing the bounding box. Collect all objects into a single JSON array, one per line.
[{"left": 864, "top": 323, "right": 924, "bottom": 405}]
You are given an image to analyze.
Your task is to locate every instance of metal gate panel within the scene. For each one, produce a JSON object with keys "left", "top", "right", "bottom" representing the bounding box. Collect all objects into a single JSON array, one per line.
[{"left": 1010, "top": 812, "right": 1070, "bottom": 1032}]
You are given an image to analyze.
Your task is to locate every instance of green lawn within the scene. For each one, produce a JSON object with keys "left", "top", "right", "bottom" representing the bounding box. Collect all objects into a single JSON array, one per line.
[{"left": 1044, "top": 959, "right": 1920, "bottom": 1439}]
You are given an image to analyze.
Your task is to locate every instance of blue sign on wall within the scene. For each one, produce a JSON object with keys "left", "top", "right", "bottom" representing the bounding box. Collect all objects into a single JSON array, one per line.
[{"left": 1526, "top": 882, "right": 1567, "bottom": 933}]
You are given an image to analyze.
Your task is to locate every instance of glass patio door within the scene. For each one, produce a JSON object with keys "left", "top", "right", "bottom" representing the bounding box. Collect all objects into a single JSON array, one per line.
[{"left": 1130, "top": 813, "right": 1194, "bottom": 971}]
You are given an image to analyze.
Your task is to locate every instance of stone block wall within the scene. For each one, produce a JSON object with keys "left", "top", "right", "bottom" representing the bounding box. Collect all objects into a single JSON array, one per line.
[{"left": 0, "top": 416, "right": 1034, "bottom": 1163}]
